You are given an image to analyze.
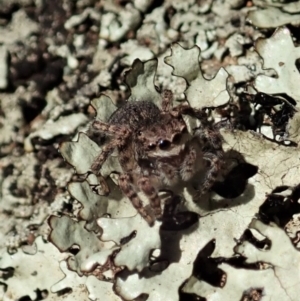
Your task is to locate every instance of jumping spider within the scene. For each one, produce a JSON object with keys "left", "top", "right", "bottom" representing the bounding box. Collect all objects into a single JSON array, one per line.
[{"left": 90, "top": 90, "right": 224, "bottom": 225}]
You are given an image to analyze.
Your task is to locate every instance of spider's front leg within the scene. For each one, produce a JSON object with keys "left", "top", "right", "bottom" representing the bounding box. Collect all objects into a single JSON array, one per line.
[
  {"left": 90, "top": 120, "right": 130, "bottom": 174},
  {"left": 119, "top": 174, "right": 155, "bottom": 226},
  {"left": 92, "top": 120, "right": 130, "bottom": 137},
  {"left": 137, "top": 177, "right": 162, "bottom": 220}
]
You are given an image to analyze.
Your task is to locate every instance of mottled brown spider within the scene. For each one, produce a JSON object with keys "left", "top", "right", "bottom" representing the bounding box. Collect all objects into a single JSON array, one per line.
[{"left": 90, "top": 90, "right": 224, "bottom": 225}]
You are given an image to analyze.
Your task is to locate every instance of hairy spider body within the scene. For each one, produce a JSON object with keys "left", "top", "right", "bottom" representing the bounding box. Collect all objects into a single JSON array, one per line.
[{"left": 91, "top": 91, "right": 224, "bottom": 225}]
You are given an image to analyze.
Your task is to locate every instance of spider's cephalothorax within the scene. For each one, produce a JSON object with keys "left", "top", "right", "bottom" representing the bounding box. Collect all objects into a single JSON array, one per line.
[{"left": 90, "top": 90, "right": 224, "bottom": 225}]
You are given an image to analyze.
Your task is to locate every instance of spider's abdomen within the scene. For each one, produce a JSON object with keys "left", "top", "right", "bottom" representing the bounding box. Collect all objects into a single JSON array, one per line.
[{"left": 109, "top": 101, "right": 161, "bottom": 130}]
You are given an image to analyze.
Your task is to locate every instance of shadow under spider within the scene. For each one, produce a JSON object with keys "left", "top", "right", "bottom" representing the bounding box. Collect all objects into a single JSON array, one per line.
[{"left": 185, "top": 150, "right": 258, "bottom": 212}]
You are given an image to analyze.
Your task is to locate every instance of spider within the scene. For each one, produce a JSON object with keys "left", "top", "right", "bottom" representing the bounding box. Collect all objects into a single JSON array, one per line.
[{"left": 90, "top": 90, "right": 224, "bottom": 225}]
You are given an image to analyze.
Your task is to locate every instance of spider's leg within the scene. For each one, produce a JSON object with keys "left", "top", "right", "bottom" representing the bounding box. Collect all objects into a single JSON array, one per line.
[
  {"left": 193, "top": 127, "right": 224, "bottom": 199},
  {"left": 194, "top": 126, "right": 223, "bottom": 151},
  {"left": 180, "top": 144, "right": 197, "bottom": 181},
  {"left": 137, "top": 177, "right": 162, "bottom": 220},
  {"left": 91, "top": 121, "right": 130, "bottom": 174},
  {"left": 91, "top": 139, "right": 118, "bottom": 174},
  {"left": 119, "top": 174, "right": 155, "bottom": 226},
  {"left": 170, "top": 104, "right": 224, "bottom": 199},
  {"left": 161, "top": 89, "right": 173, "bottom": 112},
  {"left": 90, "top": 174, "right": 110, "bottom": 195},
  {"left": 170, "top": 103, "right": 208, "bottom": 122},
  {"left": 195, "top": 152, "right": 223, "bottom": 198},
  {"left": 92, "top": 120, "right": 129, "bottom": 137}
]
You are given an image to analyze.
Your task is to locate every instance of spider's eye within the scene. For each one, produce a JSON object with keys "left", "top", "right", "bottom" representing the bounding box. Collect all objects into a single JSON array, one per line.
[
  {"left": 172, "top": 133, "right": 181, "bottom": 144},
  {"left": 158, "top": 139, "right": 171, "bottom": 150},
  {"left": 148, "top": 143, "right": 156, "bottom": 150}
]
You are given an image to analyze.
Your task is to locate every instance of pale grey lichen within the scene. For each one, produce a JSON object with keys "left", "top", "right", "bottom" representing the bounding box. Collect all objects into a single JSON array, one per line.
[
  {"left": 165, "top": 43, "right": 230, "bottom": 108},
  {"left": 2, "top": 0, "right": 300, "bottom": 299},
  {"left": 0, "top": 10, "right": 39, "bottom": 46},
  {"left": 0, "top": 93, "right": 24, "bottom": 146},
  {"left": 0, "top": 237, "right": 66, "bottom": 300},
  {"left": 25, "top": 113, "right": 88, "bottom": 152},
  {"left": 248, "top": 2, "right": 300, "bottom": 28},
  {"left": 0, "top": 46, "right": 9, "bottom": 89},
  {"left": 125, "top": 58, "right": 162, "bottom": 105},
  {"left": 254, "top": 27, "right": 300, "bottom": 108},
  {"left": 68, "top": 179, "right": 136, "bottom": 231},
  {"left": 64, "top": 8, "right": 101, "bottom": 30},
  {"left": 120, "top": 40, "right": 155, "bottom": 66},
  {"left": 99, "top": 3, "right": 141, "bottom": 42},
  {"left": 235, "top": 219, "right": 300, "bottom": 300},
  {"left": 136, "top": 6, "right": 179, "bottom": 53},
  {"left": 48, "top": 215, "right": 117, "bottom": 275},
  {"left": 51, "top": 261, "right": 122, "bottom": 301},
  {"left": 98, "top": 214, "right": 161, "bottom": 272}
]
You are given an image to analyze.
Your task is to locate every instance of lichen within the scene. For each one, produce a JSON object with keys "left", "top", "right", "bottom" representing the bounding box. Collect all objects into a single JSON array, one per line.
[{"left": 1, "top": 1, "right": 300, "bottom": 300}]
